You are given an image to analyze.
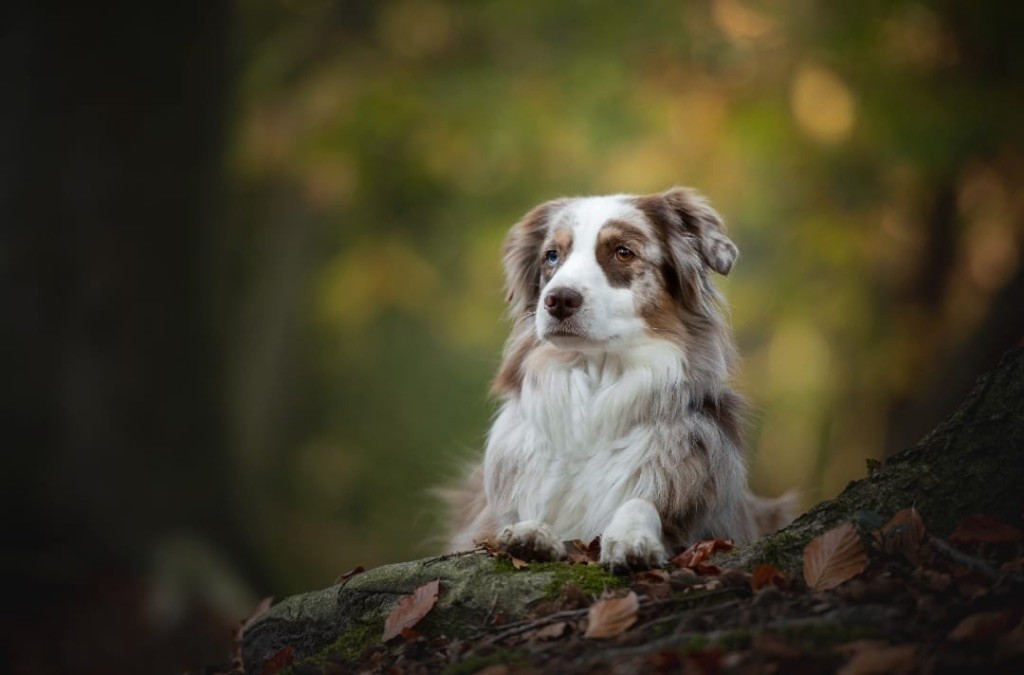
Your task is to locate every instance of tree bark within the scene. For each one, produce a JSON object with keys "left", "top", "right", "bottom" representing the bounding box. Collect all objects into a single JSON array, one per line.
[{"left": 242, "top": 347, "right": 1024, "bottom": 673}]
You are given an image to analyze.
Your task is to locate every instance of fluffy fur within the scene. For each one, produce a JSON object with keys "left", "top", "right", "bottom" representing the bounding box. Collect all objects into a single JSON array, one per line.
[{"left": 445, "top": 187, "right": 795, "bottom": 568}]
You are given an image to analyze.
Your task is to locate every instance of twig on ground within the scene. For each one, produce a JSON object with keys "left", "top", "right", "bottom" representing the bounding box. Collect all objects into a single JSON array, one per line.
[{"left": 928, "top": 536, "right": 1000, "bottom": 580}]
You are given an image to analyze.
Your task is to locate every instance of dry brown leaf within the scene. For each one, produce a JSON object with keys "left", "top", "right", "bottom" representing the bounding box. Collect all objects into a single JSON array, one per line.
[
  {"left": 948, "top": 610, "right": 1016, "bottom": 642},
  {"left": 584, "top": 591, "right": 639, "bottom": 639},
  {"left": 567, "top": 551, "right": 591, "bottom": 564},
  {"left": 477, "top": 538, "right": 500, "bottom": 555},
  {"left": 836, "top": 643, "right": 916, "bottom": 675},
  {"left": 878, "top": 507, "right": 926, "bottom": 560},
  {"left": 948, "top": 513, "right": 1023, "bottom": 544},
  {"left": 531, "top": 621, "right": 568, "bottom": 640},
  {"left": 634, "top": 569, "right": 670, "bottom": 584},
  {"left": 670, "top": 539, "right": 733, "bottom": 575},
  {"left": 382, "top": 578, "right": 441, "bottom": 642},
  {"left": 259, "top": 646, "right": 294, "bottom": 675},
  {"left": 803, "top": 522, "right": 868, "bottom": 590},
  {"left": 751, "top": 564, "right": 787, "bottom": 591},
  {"left": 634, "top": 569, "right": 673, "bottom": 599},
  {"left": 569, "top": 539, "right": 601, "bottom": 563}
]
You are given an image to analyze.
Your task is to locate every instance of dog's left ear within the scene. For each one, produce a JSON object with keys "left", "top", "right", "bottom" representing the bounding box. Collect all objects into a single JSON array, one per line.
[{"left": 648, "top": 187, "right": 738, "bottom": 276}]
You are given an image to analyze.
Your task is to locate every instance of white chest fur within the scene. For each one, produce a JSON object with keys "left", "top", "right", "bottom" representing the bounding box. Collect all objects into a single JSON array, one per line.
[{"left": 484, "top": 341, "right": 688, "bottom": 541}]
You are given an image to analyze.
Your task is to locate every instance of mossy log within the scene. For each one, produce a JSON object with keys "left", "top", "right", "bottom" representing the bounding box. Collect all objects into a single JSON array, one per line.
[{"left": 242, "top": 347, "right": 1024, "bottom": 673}]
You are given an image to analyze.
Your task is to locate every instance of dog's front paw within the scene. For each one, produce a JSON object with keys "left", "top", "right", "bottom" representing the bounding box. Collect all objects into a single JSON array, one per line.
[
  {"left": 600, "top": 529, "right": 667, "bottom": 572},
  {"left": 496, "top": 520, "right": 567, "bottom": 561}
]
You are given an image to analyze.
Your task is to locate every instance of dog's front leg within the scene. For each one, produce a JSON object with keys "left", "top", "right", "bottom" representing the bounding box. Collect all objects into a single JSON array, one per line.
[
  {"left": 495, "top": 520, "right": 567, "bottom": 561},
  {"left": 599, "top": 498, "right": 668, "bottom": 570}
]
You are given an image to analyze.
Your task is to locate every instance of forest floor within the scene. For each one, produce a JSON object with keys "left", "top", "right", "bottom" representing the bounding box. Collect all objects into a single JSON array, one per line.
[{"left": 214, "top": 507, "right": 1024, "bottom": 675}]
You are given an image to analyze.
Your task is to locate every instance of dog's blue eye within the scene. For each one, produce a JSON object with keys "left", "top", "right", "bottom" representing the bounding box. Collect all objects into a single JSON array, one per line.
[{"left": 545, "top": 250, "right": 559, "bottom": 266}]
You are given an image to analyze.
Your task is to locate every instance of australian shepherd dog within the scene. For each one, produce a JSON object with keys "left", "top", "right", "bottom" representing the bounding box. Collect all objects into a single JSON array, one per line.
[{"left": 445, "top": 187, "right": 794, "bottom": 569}]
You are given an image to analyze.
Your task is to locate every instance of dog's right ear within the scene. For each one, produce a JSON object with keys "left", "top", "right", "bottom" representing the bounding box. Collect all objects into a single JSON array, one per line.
[{"left": 502, "top": 199, "right": 564, "bottom": 317}]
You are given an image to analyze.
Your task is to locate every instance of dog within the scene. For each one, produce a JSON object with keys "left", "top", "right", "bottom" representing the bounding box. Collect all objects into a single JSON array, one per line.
[{"left": 445, "top": 187, "right": 795, "bottom": 569}]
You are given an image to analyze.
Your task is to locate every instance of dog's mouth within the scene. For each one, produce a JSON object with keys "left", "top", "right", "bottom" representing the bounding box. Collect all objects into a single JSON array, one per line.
[{"left": 540, "top": 319, "right": 598, "bottom": 347}]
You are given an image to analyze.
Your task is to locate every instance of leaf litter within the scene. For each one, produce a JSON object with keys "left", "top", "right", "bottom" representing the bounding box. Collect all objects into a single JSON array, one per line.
[{"left": 251, "top": 510, "right": 1024, "bottom": 674}]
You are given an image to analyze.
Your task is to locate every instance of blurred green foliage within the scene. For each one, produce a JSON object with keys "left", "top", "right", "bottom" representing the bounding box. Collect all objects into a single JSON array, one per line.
[{"left": 224, "top": 0, "right": 1023, "bottom": 593}]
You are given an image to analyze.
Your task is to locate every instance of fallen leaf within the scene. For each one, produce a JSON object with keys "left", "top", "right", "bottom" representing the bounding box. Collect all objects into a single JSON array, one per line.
[
  {"left": 569, "top": 539, "right": 599, "bottom": 563},
  {"left": 836, "top": 643, "right": 915, "bottom": 675},
  {"left": 877, "top": 507, "right": 926, "bottom": 560},
  {"left": 803, "top": 523, "right": 868, "bottom": 591},
  {"left": 633, "top": 569, "right": 670, "bottom": 584},
  {"left": 259, "top": 646, "right": 294, "bottom": 675},
  {"left": 634, "top": 569, "right": 672, "bottom": 599},
  {"left": 751, "top": 564, "right": 787, "bottom": 591},
  {"left": 584, "top": 591, "right": 639, "bottom": 639},
  {"left": 531, "top": 621, "right": 568, "bottom": 640},
  {"left": 567, "top": 550, "right": 591, "bottom": 564},
  {"left": 948, "top": 610, "right": 1016, "bottom": 642},
  {"left": 948, "top": 514, "right": 1023, "bottom": 544},
  {"left": 382, "top": 579, "right": 441, "bottom": 642},
  {"left": 334, "top": 566, "right": 365, "bottom": 584},
  {"left": 477, "top": 538, "right": 500, "bottom": 555},
  {"left": 510, "top": 557, "right": 529, "bottom": 570},
  {"left": 671, "top": 539, "right": 733, "bottom": 573}
]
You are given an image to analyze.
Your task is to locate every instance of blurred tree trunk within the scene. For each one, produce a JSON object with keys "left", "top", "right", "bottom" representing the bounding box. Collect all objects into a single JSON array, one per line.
[{"left": 1, "top": 1, "right": 253, "bottom": 670}]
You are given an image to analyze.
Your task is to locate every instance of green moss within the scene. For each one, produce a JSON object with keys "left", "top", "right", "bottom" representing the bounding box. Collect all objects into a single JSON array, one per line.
[
  {"left": 488, "top": 557, "right": 626, "bottom": 600},
  {"left": 331, "top": 617, "right": 385, "bottom": 661},
  {"left": 541, "top": 562, "right": 627, "bottom": 599},
  {"left": 444, "top": 649, "right": 528, "bottom": 675},
  {"left": 287, "top": 615, "right": 385, "bottom": 672}
]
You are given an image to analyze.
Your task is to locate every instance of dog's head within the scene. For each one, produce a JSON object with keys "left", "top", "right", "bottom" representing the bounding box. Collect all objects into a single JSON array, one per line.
[{"left": 502, "top": 187, "right": 737, "bottom": 352}]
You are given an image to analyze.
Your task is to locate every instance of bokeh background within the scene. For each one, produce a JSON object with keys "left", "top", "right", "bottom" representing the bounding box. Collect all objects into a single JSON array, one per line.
[{"left": 5, "top": 1, "right": 1023, "bottom": 672}]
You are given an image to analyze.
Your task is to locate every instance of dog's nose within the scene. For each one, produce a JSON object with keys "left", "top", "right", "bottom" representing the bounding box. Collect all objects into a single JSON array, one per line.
[{"left": 544, "top": 287, "right": 583, "bottom": 320}]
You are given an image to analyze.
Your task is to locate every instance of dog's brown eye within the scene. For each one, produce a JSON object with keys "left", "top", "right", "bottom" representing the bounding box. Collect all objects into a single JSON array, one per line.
[{"left": 614, "top": 246, "right": 635, "bottom": 262}]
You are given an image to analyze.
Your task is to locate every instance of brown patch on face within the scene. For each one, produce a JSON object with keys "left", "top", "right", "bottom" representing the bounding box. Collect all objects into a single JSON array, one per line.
[
  {"left": 595, "top": 219, "right": 652, "bottom": 289},
  {"left": 640, "top": 286, "right": 689, "bottom": 349}
]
